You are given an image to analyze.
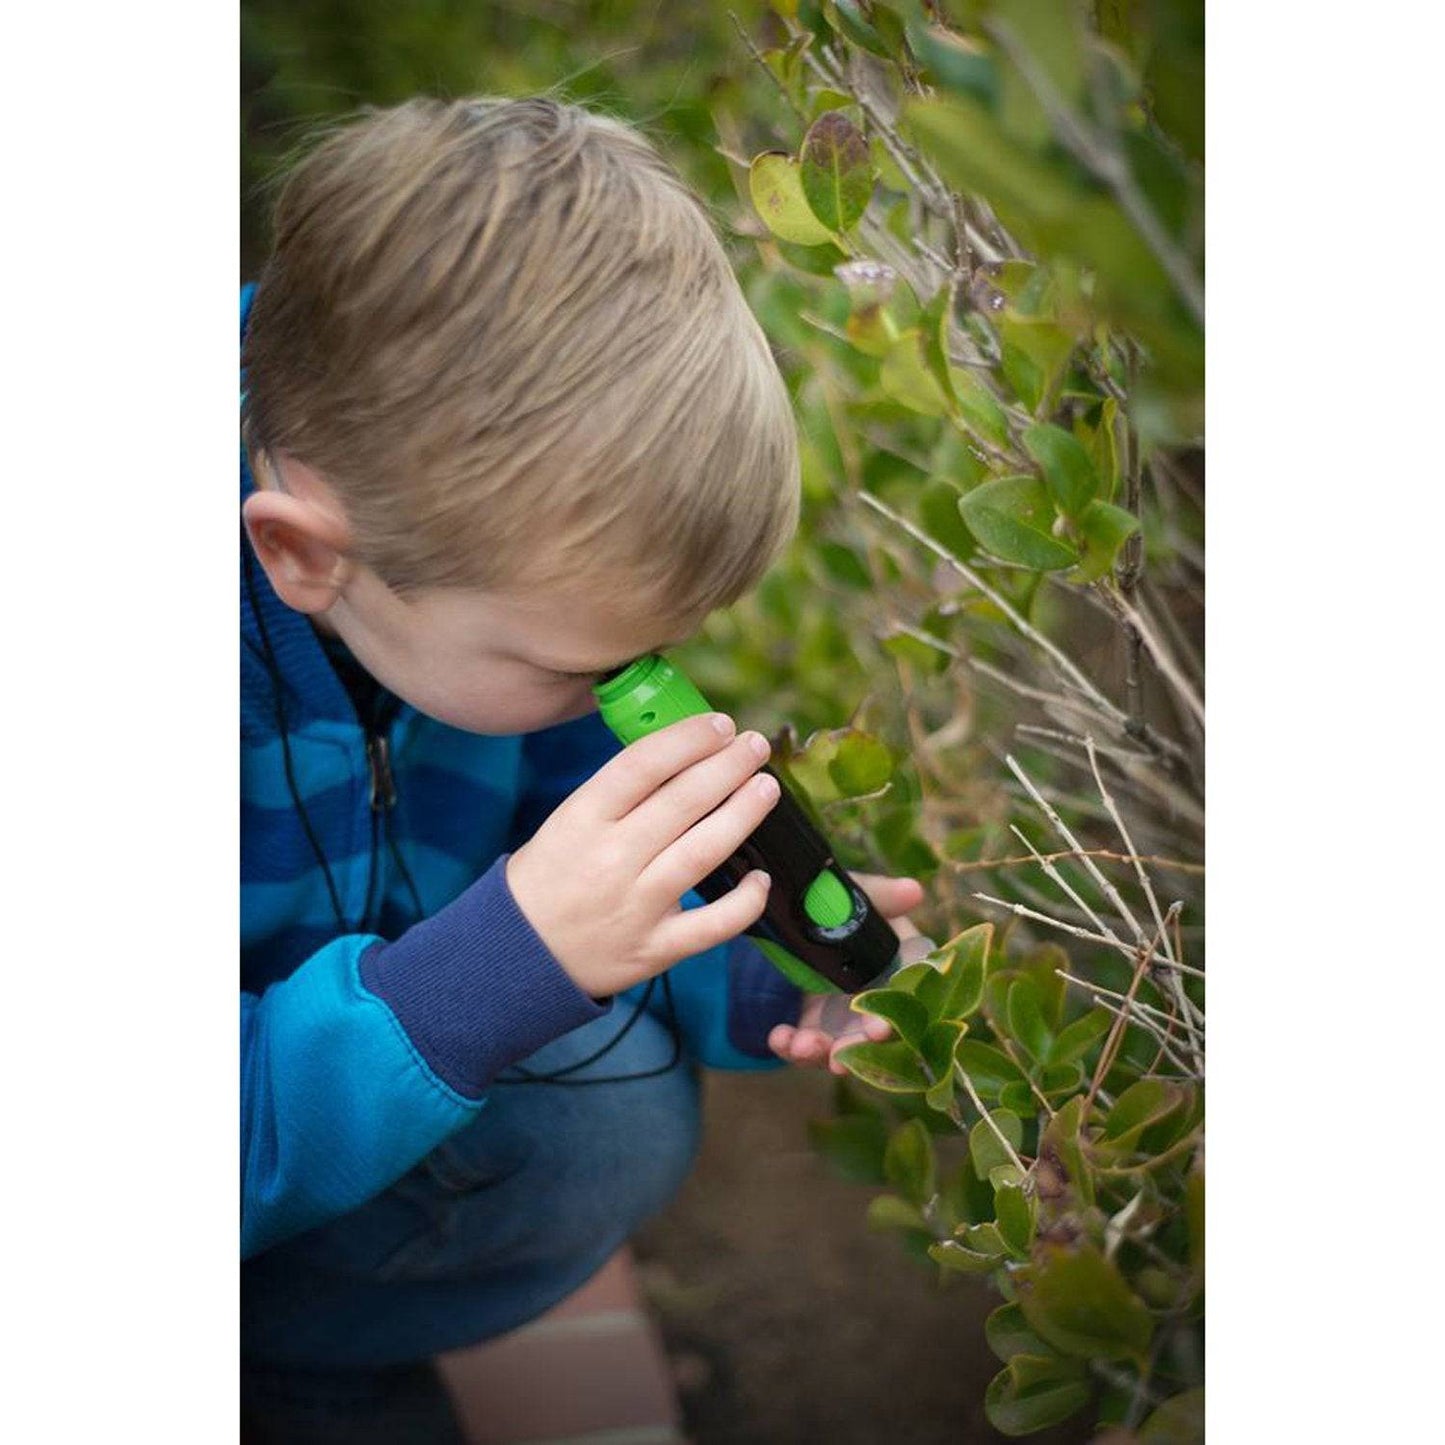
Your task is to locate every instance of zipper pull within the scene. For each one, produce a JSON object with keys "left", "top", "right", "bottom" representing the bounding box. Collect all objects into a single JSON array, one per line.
[{"left": 366, "top": 732, "right": 397, "bottom": 811}]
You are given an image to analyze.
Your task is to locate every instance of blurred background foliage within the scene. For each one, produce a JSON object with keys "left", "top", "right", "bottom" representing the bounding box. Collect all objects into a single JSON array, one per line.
[{"left": 243, "top": 4, "right": 1204, "bottom": 1439}]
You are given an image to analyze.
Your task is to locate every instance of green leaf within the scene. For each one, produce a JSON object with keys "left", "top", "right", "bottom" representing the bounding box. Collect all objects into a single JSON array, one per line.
[
  {"left": 1000, "top": 317, "right": 1077, "bottom": 412},
  {"left": 1140, "top": 1387, "right": 1205, "bottom": 1444},
  {"left": 984, "top": 1356, "right": 1091, "bottom": 1437},
  {"left": 1016, "top": 1244, "right": 1155, "bottom": 1362},
  {"left": 828, "top": 729, "right": 894, "bottom": 794},
  {"left": 1023, "top": 423, "right": 1099, "bottom": 517},
  {"left": 949, "top": 368, "right": 1011, "bottom": 447},
  {"left": 1047, "top": 1007, "right": 1112, "bottom": 1066},
  {"left": 920, "top": 1019, "right": 966, "bottom": 1085},
  {"left": 985, "top": 1302, "right": 1057, "bottom": 1364},
  {"left": 808, "top": 86, "right": 857, "bottom": 119},
  {"left": 1017, "top": 945, "right": 1069, "bottom": 1029},
  {"left": 924, "top": 1070, "right": 956, "bottom": 1114},
  {"left": 851, "top": 987, "right": 929, "bottom": 1051},
  {"left": 1186, "top": 1166, "right": 1205, "bottom": 1280},
  {"left": 815, "top": 540, "right": 872, "bottom": 589},
  {"left": 800, "top": 110, "right": 874, "bottom": 233},
  {"left": 914, "top": 922, "right": 991, "bottom": 1022},
  {"left": 881, "top": 329, "right": 951, "bottom": 415},
  {"left": 956, "top": 1039, "right": 1028, "bottom": 1100},
  {"left": 1006, "top": 977, "right": 1055, "bottom": 1062},
  {"left": 1101, "top": 1079, "right": 1188, "bottom": 1154},
  {"left": 839, "top": 1039, "right": 930, "bottom": 1093},
  {"left": 749, "top": 152, "right": 835, "bottom": 246},
  {"left": 995, "top": 1182, "right": 1036, "bottom": 1256},
  {"left": 912, "top": 25, "right": 999, "bottom": 105},
  {"left": 778, "top": 727, "right": 848, "bottom": 805},
  {"left": 1038, "top": 1061, "right": 1086, "bottom": 1097},
  {"left": 969, "top": 1108, "right": 1024, "bottom": 1177},
  {"left": 919, "top": 478, "right": 977, "bottom": 560},
  {"left": 929, "top": 1239, "right": 998, "bottom": 1274},
  {"left": 960, "top": 1221, "right": 1009, "bottom": 1257},
  {"left": 884, "top": 1117, "right": 937, "bottom": 1206},
  {"left": 825, "top": 0, "right": 891, "bottom": 58},
  {"left": 988, "top": 1163, "right": 1024, "bottom": 1192},
  {"left": 959, "top": 475, "right": 1079, "bottom": 570},
  {"left": 1000, "top": 342, "right": 1045, "bottom": 413},
  {"left": 918, "top": 286, "right": 960, "bottom": 411},
  {"left": 1074, "top": 500, "right": 1141, "bottom": 582},
  {"left": 883, "top": 630, "right": 951, "bottom": 676},
  {"left": 806, "top": 1111, "right": 889, "bottom": 1184},
  {"left": 1088, "top": 395, "right": 1121, "bottom": 502},
  {"left": 867, "top": 1192, "right": 930, "bottom": 1233}
]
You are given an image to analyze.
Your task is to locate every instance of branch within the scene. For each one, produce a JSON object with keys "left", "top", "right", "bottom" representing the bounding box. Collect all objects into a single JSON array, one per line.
[
  {"left": 971, "top": 890, "right": 1204, "bottom": 979},
  {"left": 859, "top": 491, "right": 1125, "bottom": 721},
  {"left": 954, "top": 1061, "right": 1030, "bottom": 1175},
  {"left": 946, "top": 846, "right": 1204, "bottom": 877},
  {"left": 1086, "top": 736, "right": 1205, "bottom": 1059},
  {"left": 730, "top": 11, "right": 809, "bottom": 125}
]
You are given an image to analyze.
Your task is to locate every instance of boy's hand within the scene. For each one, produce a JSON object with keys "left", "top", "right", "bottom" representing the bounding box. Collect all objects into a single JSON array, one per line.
[
  {"left": 767, "top": 873, "right": 928, "bottom": 1075},
  {"left": 507, "top": 713, "right": 781, "bottom": 1000}
]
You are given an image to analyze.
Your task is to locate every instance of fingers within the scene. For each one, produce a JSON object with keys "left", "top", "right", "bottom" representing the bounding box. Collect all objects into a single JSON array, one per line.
[
  {"left": 768, "top": 1024, "right": 830, "bottom": 1066},
  {"left": 651, "top": 866, "right": 772, "bottom": 960},
  {"left": 768, "top": 1010, "right": 894, "bottom": 1069},
  {"left": 639, "top": 768, "right": 782, "bottom": 902},
  {"left": 582, "top": 713, "right": 739, "bottom": 820},
  {"left": 624, "top": 729, "right": 773, "bottom": 858},
  {"left": 851, "top": 872, "right": 926, "bottom": 922}
]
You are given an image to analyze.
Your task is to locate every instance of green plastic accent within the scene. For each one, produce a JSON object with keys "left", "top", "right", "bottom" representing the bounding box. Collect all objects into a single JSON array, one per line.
[
  {"left": 755, "top": 938, "right": 838, "bottom": 995},
  {"left": 594, "top": 655, "right": 714, "bottom": 743},
  {"left": 804, "top": 869, "right": 854, "bottom": 928}
]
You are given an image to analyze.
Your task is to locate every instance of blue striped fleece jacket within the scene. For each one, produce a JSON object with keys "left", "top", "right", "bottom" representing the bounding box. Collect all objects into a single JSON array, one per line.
[{"left": 240, "top": 285, "right": 802, "bottom": 1261}]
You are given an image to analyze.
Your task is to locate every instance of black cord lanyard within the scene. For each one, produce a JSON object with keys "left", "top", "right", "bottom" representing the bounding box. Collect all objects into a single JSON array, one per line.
[{"left": 242, "top": 535, "right": 682, "bottom": 1086}]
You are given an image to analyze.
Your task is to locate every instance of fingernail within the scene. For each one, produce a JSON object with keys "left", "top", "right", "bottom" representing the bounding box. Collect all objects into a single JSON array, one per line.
[
  {"left": 749, "top": 869, "right": 772, "bottom": 890},
  {"left": 745, "top": 731, "right": 770, "bottom": 758},
  {"left": 710, "top": 713, "right": 735, "bottom": 736},
  {"left": 754, "top": 774, "right": 780, "bottom": 802}
]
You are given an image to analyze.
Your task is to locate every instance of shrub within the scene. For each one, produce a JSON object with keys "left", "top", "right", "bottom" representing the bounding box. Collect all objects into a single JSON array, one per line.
[{"left": 697, "top": 3, "right": 1205, "bottom": 1437}]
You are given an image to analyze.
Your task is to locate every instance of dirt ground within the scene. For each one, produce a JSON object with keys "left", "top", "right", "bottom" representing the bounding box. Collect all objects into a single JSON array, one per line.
[{"left": 632, "top": 1065, "right": 1093, "bottom": 1445}]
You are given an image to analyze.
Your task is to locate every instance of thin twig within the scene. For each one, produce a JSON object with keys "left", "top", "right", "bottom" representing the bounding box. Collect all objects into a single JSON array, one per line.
[
  {"left": 954, "top": 1062, "right": 1031, "bottom": 1175},
  {"left": 946, "top": 847, "right": 1204, "bottom": 877},
  {"left": 1084, "top": 927, "right": 1161, "bottom": 1117},
  {"left": 972, "top": 893, "right": 1205, "bottom": 980},
  {"left": 859, "top": 492, "right": 1125, "bottom": 720},
  {"left": 1086, "top": 737, "right": 1205, "bottom": 1062},
  {"left": 1088, "top": 996, "right": 1197, "bottom": 1078},
  {"left": 1101, "top": 588, "right": 1207, "bottom": 729},
  {"left": 730, "top": 11, "right": 809, "bottom": 124}
]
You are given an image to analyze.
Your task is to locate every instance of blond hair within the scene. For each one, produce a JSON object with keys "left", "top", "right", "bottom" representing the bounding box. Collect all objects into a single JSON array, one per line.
[{"left": 242, "top": 96, "right": 799, "bottom": 625}]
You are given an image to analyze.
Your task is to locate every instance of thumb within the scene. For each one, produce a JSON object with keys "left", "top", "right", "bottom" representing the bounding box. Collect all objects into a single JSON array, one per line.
[{"left": 851, "top": 872, "right": 925, "bottom": 920}]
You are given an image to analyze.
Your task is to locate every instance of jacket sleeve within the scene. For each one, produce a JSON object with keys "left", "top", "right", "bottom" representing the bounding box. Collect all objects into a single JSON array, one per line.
[
  {"left": 509, "top": 710, "right": 802, "bottom": 1073},
  {"left": 240, "top": 857, "right": 608, "bottom": 1259}
]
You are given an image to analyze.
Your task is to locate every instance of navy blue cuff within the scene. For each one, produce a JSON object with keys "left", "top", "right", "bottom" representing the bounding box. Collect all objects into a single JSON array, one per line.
[
  {"left": 359, "top": 855, "right": 608, "bottom": 1099},
  {"left": 725, "top": 936, "right": 804, "bottom": 1059}
]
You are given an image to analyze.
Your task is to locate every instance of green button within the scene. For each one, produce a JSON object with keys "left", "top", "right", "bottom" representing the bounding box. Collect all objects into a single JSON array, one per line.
[{"left": 803, "top": 869, "right": 854, "bottom": 928}]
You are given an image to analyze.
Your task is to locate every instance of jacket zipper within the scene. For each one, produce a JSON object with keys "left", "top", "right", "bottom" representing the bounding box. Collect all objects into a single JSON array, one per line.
[{"left": 366, "top": 731, "right": 398, "bottom": 811}]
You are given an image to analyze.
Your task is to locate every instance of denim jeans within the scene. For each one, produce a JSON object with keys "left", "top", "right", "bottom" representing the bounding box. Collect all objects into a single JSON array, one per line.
[{"left": 241, "top": 1001, "right": 702, "bottom": 1439}]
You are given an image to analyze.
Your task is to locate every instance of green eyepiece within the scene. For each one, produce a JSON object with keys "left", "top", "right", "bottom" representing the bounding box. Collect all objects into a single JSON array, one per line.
[{"left": 594, "top": 654, "right": 714, "bottom": 746}]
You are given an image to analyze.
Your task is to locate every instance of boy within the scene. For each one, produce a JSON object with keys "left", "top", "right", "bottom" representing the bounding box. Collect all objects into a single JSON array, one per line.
[{"left": 241, "top": 96, "right": 924, "bottom": 1441}]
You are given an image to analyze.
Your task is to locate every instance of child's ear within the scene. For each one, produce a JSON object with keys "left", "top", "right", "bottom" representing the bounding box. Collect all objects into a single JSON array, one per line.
[{"left": 242, "top": 489, "right": 353, "bottom": 616}]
